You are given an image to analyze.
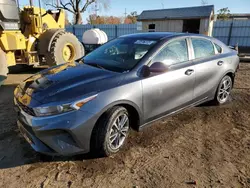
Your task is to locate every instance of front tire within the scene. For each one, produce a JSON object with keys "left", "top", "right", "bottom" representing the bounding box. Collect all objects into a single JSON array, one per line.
[
  {"left": 213, "top": 75, "right": 233, "bottom": 105},
  {"left": 91, "top": 106, "right": 130, "bottom": 157}
]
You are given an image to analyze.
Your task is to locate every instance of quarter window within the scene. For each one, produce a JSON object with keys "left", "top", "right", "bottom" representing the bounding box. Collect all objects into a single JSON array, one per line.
[
  {"left": 191, "top": 38, "right": 215, "bottom": 59},
  {"left": 214, "top": 43, "right": 223, "bottom": 54},
  {"left": 152, "top": 39, "right": 189, "bottom": 66}
]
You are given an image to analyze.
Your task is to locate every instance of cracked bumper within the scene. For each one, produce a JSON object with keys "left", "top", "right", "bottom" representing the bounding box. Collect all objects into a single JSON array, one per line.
[{"left": 15, "top": 99, "right": 98, "bottom": 156}]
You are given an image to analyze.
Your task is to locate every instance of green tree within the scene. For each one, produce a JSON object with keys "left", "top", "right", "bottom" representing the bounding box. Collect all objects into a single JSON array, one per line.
[{"left": 217, "top": 7, "right": 231, "bottom": 20}]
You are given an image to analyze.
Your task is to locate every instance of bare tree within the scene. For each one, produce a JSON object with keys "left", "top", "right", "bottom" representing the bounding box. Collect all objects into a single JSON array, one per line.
[
  {"left": 201, "top": 0, "right": 208, "bottom": 5},
  {"left": 43, "top": 0, "right": 110, "bottom": 25}
]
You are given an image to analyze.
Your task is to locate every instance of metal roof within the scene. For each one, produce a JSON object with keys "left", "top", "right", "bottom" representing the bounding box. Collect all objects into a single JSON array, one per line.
[{"left": 138, "top": 5, "right": 214, "bottom": 21}]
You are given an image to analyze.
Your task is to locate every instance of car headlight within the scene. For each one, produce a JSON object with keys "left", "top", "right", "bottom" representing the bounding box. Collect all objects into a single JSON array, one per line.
[{"left": 33, "top": 94, "right": 97, "bottom": 117}]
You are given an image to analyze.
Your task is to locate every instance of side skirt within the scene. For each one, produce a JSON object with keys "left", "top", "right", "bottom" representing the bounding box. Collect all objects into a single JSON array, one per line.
[{"left": 139, "top": 97, "right": 211, "bottom": 131}]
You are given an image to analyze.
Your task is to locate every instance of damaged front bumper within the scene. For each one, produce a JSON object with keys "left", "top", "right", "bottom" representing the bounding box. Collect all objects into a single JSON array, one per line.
[{"left": 14, "top": 97, "right": 97, "bottom": 156}]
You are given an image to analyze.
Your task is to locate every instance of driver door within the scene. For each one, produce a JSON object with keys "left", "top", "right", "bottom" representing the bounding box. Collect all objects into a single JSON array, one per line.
[{"left": 142, "top": 38, "right": 195, "bottom": 123}]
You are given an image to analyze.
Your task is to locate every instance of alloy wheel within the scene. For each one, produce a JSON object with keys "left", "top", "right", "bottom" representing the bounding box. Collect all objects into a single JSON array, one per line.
[
  {"left": 217, "top": 77, "right": 232, "bottom": 103},
  {"left": 109, "top": 113, "right": 129, "bottom": 150}
]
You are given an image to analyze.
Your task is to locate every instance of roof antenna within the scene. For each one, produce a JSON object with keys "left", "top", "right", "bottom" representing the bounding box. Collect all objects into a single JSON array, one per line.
[
  {"left": 201, "top": 0, "right": 208, "bottom": 5},
  {"left": 161, "top": 0, "right": 164, "bottom": 8}
]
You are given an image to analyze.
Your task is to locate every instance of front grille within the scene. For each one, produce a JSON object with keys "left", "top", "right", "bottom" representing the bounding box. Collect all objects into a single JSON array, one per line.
[{"left": 16, "top": 100, "right": 36, "bottom": 116}]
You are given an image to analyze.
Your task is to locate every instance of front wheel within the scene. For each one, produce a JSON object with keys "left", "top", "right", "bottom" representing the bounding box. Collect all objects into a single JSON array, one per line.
[
  {"left": 213, "top": 75, "right": 233, "bottom": 105},
  {"left": 91, "top": 106, "right": 130, "bottom": 157}
]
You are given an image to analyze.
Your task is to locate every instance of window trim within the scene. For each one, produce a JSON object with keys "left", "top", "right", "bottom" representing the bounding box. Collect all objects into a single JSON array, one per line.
[
  {"left": 189, "top": 37, "right": 217, "bottom": 60},
  {"left": 148, "top": 37, "right": 191, "bottom": 67}
]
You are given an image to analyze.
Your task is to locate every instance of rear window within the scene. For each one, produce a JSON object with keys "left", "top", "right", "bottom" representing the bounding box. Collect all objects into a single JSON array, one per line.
[{"left": 191, "top": 38, "right": 215, "bottom": 59}]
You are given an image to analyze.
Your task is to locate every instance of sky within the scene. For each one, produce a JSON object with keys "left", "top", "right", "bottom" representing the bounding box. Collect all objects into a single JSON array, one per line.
[{"left": 19, "top": 0, "right": 250, "bottom": 23}]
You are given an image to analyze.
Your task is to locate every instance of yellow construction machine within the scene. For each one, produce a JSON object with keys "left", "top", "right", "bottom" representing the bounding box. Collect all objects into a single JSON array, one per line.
[{"left": 0, "top": 0, "right": 84, "bottom": 86}]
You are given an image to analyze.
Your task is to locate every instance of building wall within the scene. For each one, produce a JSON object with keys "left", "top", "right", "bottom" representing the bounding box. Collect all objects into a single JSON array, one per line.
[
  {"left": 141, "top": 17, "right": 214, "bottom": 36},
  {"left": 200, "top": 18, "right": 209, "bottom": 35},
  {"left": 200, "top": 11, "right": 214, "bottom": 36},
  {"left": 142, "top": 20, "right": 183, "bottom": 32}
]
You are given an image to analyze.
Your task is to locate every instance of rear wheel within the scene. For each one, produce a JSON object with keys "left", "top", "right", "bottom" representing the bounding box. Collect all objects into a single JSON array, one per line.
[
  {"left": 213, "top": 75, "right": 233, "bottom": 105},
  {"left": 91, "top": 106, "right": 130, "bottom": 157},
  {"left": 46, "top": 31, "right": 84, "bottom": 66},
  {"left": 0, "top": 48, "right": 8, "bottom": 87}
]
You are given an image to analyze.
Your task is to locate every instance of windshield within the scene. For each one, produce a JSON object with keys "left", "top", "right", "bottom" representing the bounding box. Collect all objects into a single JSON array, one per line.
[
  {"left": 83, "top": 37, "right": 157, "bottom": 73},
  {"left": 0, "top": 0, "right": 19, "bottom": 21}
]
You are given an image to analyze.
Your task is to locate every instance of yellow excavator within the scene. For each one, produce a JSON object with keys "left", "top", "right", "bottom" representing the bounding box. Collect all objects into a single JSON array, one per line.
[{"left": 0, "top": 0, "right": 84, "bottom": 86}]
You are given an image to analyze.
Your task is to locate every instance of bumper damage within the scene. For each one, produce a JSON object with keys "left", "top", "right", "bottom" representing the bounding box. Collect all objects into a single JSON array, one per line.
[{"left": 14, "top": 98, "right": 97, "bottom": 156}]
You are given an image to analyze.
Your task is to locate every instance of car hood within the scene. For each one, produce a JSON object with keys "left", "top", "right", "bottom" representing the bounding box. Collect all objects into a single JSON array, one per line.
[{"left": 15, "top": 62, "right": 123, "bottom": 106}]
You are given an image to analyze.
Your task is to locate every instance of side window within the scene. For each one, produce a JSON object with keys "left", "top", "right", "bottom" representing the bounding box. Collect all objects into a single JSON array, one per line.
[
  {"left": 152, "top": 39, "right": 189, "bottom": 66},
  {"left": 191, "top": 38, "right": 215, "bottom": 59},
  {"left": 214, "top": 43, "right": 223, "bottom": 54}
]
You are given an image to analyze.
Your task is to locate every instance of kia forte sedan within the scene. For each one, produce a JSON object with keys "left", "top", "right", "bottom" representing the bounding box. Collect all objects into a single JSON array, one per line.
[{"left": 14, "top": 33, "right": 239, "bottom": 157}]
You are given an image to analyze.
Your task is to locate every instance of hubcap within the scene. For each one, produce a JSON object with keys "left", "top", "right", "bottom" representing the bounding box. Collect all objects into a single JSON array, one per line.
[
  {"left": 62, "top": 43, "right": 75, "bottom": 62},
  {"left": 217, "top": 77, "right": 232, "bottom": 103},
  {"left": 109, "top": 114, "right": 129, "bottom": 150}
]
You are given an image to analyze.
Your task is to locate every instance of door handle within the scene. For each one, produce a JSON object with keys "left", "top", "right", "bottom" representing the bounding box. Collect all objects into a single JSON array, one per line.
[
  {"left": 185, "top": 69, "right": 194, "bottom": 76},
  {"left": 217, "top": 61, "right": 224, "bottom": 66}
]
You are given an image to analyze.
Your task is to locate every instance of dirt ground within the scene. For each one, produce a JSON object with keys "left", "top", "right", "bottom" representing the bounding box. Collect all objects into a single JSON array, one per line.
[{"left": 0, "top": 63, "right": 249, "bottom": 188}]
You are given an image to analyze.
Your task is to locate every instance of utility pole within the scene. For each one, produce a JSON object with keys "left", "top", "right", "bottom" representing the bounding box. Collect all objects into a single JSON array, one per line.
[
  {"left": 94, "top": 1, "right": 99, "bottom": 16},
  {"left": 56, "top": 0, "right": 59, "bottom": 8},
  {"left": 29, "top": 0, "right": 33, "bottom": 6},
  {"left": 124, "top": 8, "right": 127, "bottom": 18}
]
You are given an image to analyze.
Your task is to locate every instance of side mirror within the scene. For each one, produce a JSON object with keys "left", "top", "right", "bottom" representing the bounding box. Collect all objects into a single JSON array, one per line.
[
  {"left": 140, "top": 65, "right": 151, "bottom": 77},
  {"left": 149, "top": 62, "right": 169, "bottom": 73},
  {"left": 140, "top": 62, "right": 169, "bottom": 78}
]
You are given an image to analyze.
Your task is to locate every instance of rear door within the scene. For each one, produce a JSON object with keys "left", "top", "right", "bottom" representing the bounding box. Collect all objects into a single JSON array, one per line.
[{"left": 189, "top": 37, "right": 227, "bottom": 101}]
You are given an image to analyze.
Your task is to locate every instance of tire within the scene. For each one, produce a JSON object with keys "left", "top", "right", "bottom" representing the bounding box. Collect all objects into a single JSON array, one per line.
[
  {"left": 46, "top": 31, "right": 84, "bottom": 66},
  {"left": 212, "top": 75, "right": 233, "bottom": 105},
  {"left": 0, "top": 48, "right": 8, "bottom": 86},
  {"left": 91, "top": 106, "right": 130, "bottom": 157}
]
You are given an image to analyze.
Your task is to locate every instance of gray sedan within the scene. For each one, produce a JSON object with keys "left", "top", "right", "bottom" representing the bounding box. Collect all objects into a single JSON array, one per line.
[{"left": 14, "top": 32, "right": 239, "bottom": 157}]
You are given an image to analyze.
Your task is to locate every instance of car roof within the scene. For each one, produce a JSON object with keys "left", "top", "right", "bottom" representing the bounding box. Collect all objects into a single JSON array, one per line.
[{"left": 119, "top": 32, "right": 212, "bottom": 41}]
